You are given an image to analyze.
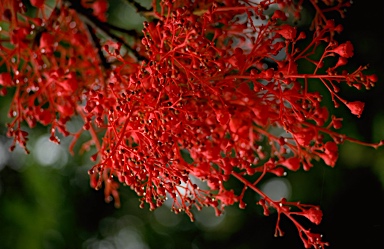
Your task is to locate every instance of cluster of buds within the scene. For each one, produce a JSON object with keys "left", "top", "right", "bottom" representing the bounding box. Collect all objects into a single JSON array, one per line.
[{"left": 0, "top": 0, "right": 382, "bottom": 248}]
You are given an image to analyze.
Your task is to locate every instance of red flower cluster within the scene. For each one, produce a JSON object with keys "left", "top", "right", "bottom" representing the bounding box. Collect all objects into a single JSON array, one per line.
[{"left": 0, "top": 0, "right": 382, "bottom": 248}]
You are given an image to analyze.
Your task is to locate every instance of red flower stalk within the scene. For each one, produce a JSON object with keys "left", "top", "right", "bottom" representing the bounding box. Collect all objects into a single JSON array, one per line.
[{"left": 0, "top": 0, "right": 382, "bottom": 248}]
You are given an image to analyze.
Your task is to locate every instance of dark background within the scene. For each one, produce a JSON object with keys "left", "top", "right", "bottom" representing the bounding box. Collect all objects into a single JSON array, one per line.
[{"left": 0, "top": 1, "right": 383, "bottom": 248}]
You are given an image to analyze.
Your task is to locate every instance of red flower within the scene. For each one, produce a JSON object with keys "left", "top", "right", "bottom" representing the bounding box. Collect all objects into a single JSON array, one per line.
[
  {"left": 272, "top": 10, "right": 287, "bottom": 21},
  {"left": 332, "top": 41, "right": 354, "bottom": 58},
  {"left": 334, "top": 57, "right": 348, "bottom": 68},
  {"left": 0, "top": 73, "right": 12, "bottom": 87},
  {"left": 346, "top": 101, "right": 365, "bottom": 117},
  {"left": 92, "top": 0, "right": 108, "bottom": 22},
  {"left": 303, "top": 207, "right": 323, "bottom": 225},
  {"left": 215, "top": 190, "right": 237, "bottom": 206},
  {"left": 276, "top": 24, "right": 297, "bottom": 40},
  {"left": 319, "top": 141, "right": 338, "bottom": 167},
  {"left": 30, "top": 0, "right": 44, "bottom": 8},
  {"left": 36, "top": 109, "right": 54, "bottom": 126},
  {"left": 281, "top": 157, "right": 301, "bottom": 171},
  {"left": 40, "top": 33, "right": 54, "bottom": 53}
]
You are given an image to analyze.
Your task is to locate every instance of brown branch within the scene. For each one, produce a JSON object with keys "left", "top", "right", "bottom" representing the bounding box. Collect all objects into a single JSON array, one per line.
[
  {"left": 86, "top": 24, "right": 111, "bottom": 70},
  {"left": 66, "top": 0, "right": 146, "bottom": 61}
]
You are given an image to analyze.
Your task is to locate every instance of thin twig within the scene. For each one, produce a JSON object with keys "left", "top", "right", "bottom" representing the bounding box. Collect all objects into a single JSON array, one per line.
[{"left": 86, "top": 24, "right": 111, "bottom": 69}]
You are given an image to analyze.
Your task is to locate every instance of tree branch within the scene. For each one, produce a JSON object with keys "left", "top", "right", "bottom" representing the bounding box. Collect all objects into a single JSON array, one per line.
[
  {"left": 66, "top": 0, "right": 146, "bottom": 61},
  {"left": 86, "top": 24, "right": 111, "bottom": 70}
]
